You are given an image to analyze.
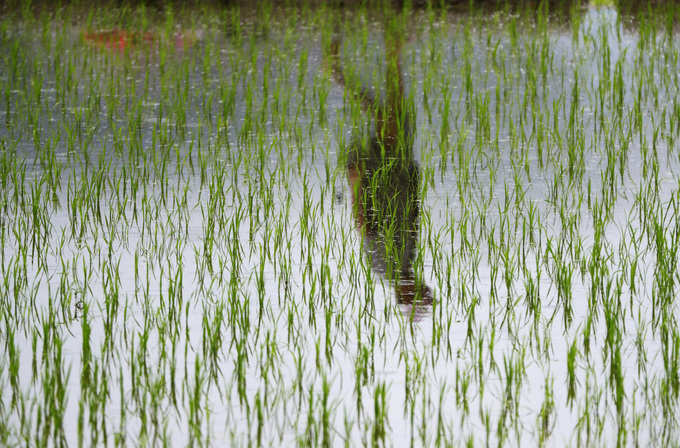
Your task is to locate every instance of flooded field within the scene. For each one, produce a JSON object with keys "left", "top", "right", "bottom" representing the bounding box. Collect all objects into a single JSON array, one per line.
[{"left": 2, "top": 2, "right": 680, "bottom": 446}]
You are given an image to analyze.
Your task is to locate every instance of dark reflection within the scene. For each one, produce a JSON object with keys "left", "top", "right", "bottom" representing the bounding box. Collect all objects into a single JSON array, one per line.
[{"left": 327, "top": 10, "right": 432, "bottom": 319}]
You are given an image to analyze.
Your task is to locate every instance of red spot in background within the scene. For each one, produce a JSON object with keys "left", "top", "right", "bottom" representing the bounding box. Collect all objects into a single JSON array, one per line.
[{"left": 83, "top": 29, "right": 196, "bottom": 52}]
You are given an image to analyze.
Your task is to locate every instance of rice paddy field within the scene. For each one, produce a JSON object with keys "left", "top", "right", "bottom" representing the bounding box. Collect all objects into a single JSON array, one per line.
[{"left": 2, "top": 1, "right": 680, "bottom": 446}]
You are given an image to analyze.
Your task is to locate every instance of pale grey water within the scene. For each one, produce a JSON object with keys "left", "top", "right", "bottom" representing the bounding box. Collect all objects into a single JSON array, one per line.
[{"left": 1, "top": 4, "right": 679, "bottom": 446}]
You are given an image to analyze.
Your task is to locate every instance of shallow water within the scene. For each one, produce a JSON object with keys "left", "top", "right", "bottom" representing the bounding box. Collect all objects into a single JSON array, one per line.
[{"left": 1, "top": 4, "right": 680, "bottom": 446}]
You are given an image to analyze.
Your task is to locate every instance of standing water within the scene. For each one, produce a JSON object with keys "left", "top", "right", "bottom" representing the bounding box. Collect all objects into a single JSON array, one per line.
[{"left": 0, "top": 2, "right": 679, "bottom": 446}]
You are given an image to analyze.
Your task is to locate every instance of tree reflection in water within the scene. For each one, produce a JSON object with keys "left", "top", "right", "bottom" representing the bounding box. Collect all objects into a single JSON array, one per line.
[{"left": 327, "top": 7, "right": 433, "bottom": 319}]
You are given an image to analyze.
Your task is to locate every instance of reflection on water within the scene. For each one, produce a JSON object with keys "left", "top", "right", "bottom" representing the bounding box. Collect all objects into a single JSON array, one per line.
[
  {"left": 580, "top": 4, "right": 622, "bottom": 60},
  {"left": 83, "top": 29, "right": 200, "bottom": 52},
  {"left": 83, "top": 29, "right": 155, "bottom": 51},
  {"left": 328, "top": 11, "right": 432, "bottom": 319}
]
